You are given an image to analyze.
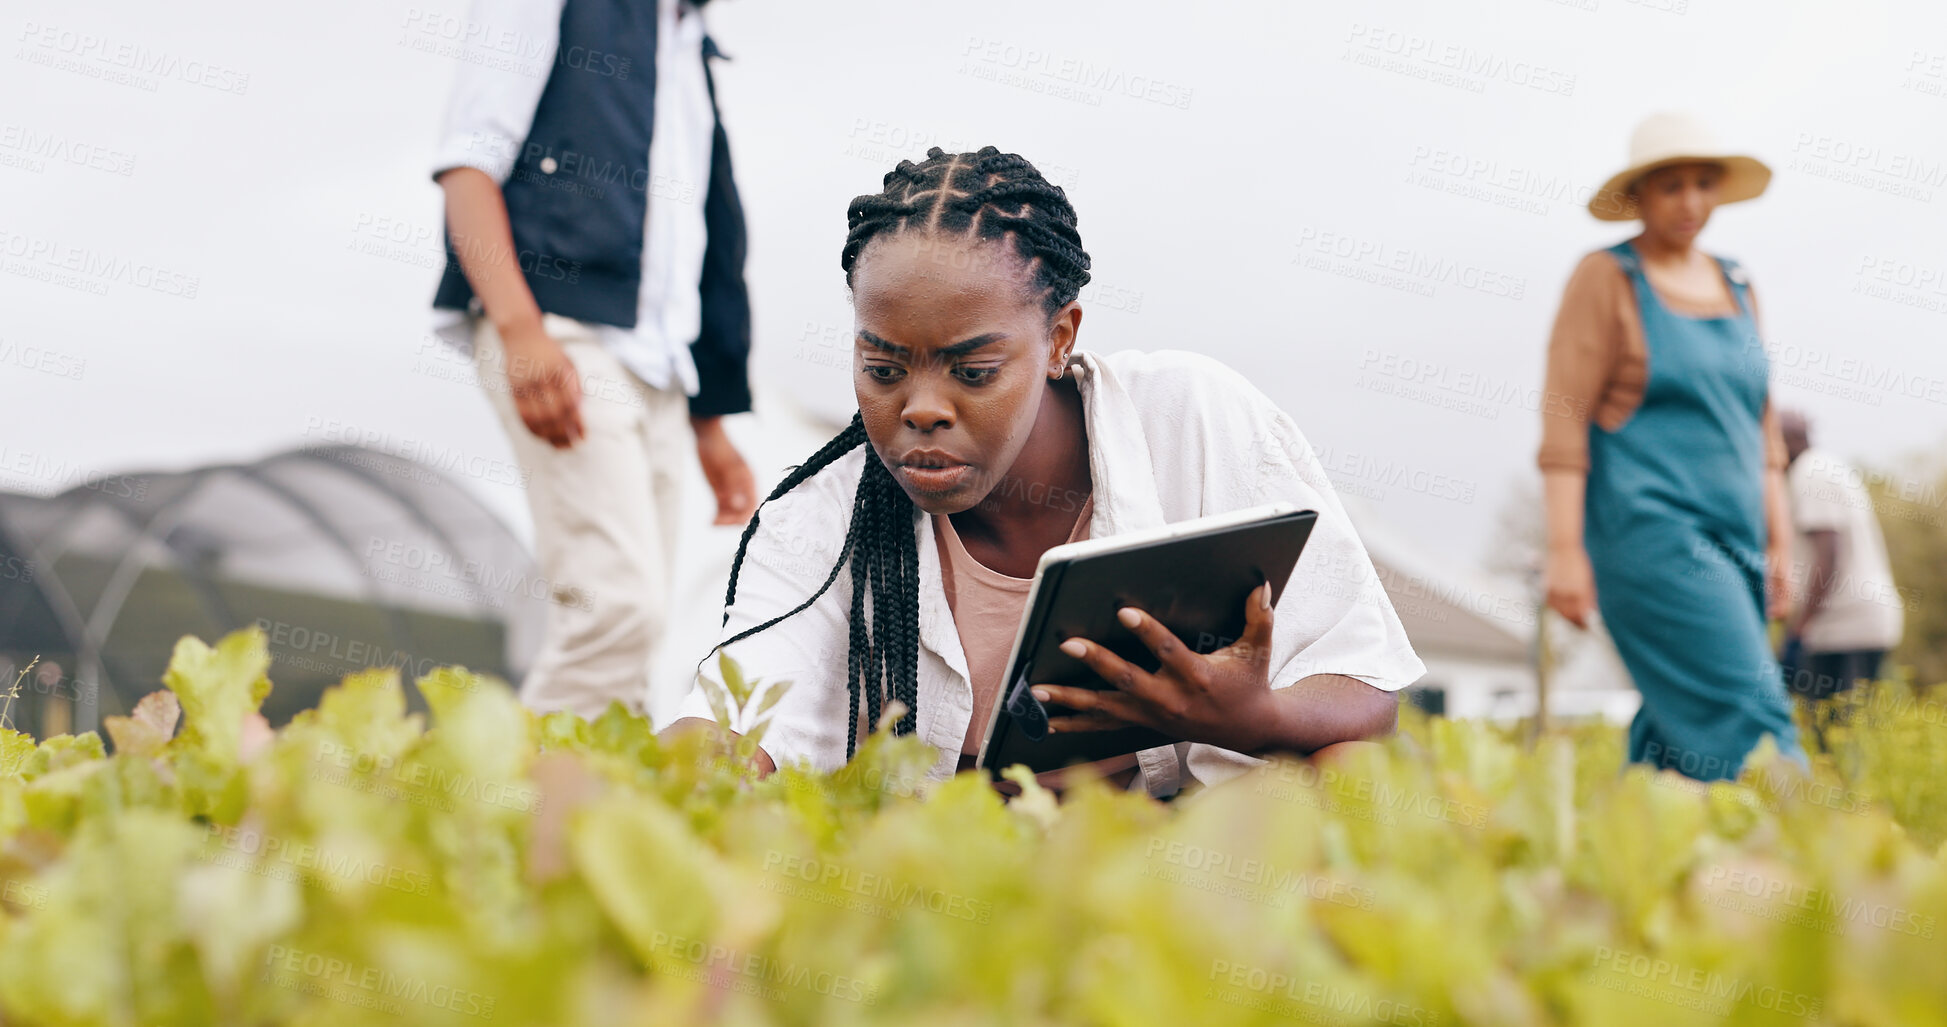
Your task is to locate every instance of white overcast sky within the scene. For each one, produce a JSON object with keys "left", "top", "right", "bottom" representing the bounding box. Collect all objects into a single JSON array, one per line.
[{"left": 5, "top": 0, "right": 1946, "bottom": 571}]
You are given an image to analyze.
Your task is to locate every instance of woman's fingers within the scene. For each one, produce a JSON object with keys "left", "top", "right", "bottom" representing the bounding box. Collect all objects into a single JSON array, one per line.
[
  {"left": 1056, "top": 637, "right": 1167, "bottom": 707},
  {"left": 1030, "top": 684, "right": 1147, "bottom": 733},
  {"left": 1045, "top": 711, "right": 1133, "bottom": 733},
  {"left": 1111, "top": 606, "right": 1205, "bottom": 680},
  {"left": 1225, "top": 583, "right": 1276, "bottom": 665}
]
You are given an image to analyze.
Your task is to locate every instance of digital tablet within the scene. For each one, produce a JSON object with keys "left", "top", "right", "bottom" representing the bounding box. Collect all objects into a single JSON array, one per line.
[{"left": 973, "top": 503, "right": 1318, "bottom": 777}]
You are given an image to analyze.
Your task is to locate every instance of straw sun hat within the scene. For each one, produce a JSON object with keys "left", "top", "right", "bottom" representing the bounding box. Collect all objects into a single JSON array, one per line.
[{"left": 1587, "top": 112, "right": 1772, "bottom": 222}]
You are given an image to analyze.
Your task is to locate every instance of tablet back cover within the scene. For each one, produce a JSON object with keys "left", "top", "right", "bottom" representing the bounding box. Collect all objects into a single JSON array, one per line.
[{"left": 978, "top": 508, "right": 1317, "bottom": 776}]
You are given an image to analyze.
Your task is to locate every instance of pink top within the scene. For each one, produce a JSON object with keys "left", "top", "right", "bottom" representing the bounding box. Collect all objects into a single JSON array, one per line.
[{"left": 934, "top": 495, "right": 1094, "bottom": 756}]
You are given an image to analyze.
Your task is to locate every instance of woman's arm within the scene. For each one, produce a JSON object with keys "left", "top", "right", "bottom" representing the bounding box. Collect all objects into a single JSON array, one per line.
[
  {"left": 1748, "top": 280, "right": 1793, "bottom": 622},
  {"left": 1542, "top": 469, "right": 1597, "bottom": 627},
  {"left": 1246, "top": 673, "right": 1399, "bottom": 757},
  {"left": 438, "top": 167, "right": 586, "bottom": 449},
  {"left": 1537, "top": 253, "right": 1626, "bottom": 628},
  {"left": 1763, "top": 454, "right": 1794, "bottom": 622}
]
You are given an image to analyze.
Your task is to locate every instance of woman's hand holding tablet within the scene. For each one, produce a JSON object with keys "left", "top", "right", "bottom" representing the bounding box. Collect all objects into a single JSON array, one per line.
[{"left": 1029, "top": 582, "right": 1282, "bottom": 754}]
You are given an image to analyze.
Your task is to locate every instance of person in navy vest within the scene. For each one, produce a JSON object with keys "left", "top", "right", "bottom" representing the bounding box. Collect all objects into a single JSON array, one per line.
[{"left": 430, "top": 0, "right": 756, "bottom": 720}]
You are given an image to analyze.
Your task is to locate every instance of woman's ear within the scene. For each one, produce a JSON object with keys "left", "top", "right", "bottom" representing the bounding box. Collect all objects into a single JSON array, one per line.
[{"left": 1046, "top": 302, "right": 1083, "bottom": 377}]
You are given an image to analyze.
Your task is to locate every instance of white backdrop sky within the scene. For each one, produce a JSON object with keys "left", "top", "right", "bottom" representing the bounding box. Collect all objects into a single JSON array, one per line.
[{"left": 5, "top": 0, "right": 1946, "bottom": 570}]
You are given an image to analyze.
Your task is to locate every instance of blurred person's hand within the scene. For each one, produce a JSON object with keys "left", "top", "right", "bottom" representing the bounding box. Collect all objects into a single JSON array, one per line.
[
  {"left": 693, "top": 417, "right": 756, "bottom": 525},
  {"left": 1765, "top": 543, "right": 1793, "bottom": 623},
  {"left": 1544, "top": 545, "right": 1598, "bottom": 628},
  {"left": 501, "top": 322, "right": 586, "bottom": 449}
]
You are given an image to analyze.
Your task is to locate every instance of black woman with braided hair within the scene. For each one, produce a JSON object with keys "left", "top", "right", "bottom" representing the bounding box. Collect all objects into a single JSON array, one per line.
[{"left": 665, "top": 147, "right": 1424, "bottom": 796}]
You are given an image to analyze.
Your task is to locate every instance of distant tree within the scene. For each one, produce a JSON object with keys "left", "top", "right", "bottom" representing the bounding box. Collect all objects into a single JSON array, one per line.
[
  {"left": 1482, "top": 474, "right": 1610, "bottom": 685},
  {"left": 1864, "top": 455, "right": 1947, "bottom": 686}
]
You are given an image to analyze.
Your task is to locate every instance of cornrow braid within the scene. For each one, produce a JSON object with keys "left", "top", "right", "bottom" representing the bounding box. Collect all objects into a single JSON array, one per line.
[
  {"left": 841, "top": 146, "right": 1093, "bottom": 315},
  {"left": 717, "top": 148, "right": 1091, "bottom": 760}
]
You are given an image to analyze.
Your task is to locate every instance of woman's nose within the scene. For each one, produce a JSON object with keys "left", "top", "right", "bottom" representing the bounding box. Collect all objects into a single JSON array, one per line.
[{"left": 902, "top": 380, "right": 954, "bottom": 432}]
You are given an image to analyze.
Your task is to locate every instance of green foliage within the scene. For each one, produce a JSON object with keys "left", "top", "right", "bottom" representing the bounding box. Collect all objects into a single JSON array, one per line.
[
  {"left": 0, "top": 626, "right": 1940, "bottom": 1025},
  {"left": 1867, "top": 457, "right": 1947, "bottom": 687}
]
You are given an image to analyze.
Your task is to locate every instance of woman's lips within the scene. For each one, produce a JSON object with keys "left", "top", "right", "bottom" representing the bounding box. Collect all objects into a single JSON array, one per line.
[{"left": 897, "top": 463, "right": 974, "bottom": 492}]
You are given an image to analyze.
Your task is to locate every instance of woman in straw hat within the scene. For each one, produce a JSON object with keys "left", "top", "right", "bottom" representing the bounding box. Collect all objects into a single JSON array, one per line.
[{"left": 1538, "top": 112, "right": 1804, "bottom": 781}]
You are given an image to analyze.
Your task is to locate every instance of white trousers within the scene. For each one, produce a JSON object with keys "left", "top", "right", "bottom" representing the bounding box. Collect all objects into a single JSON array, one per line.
[{"left": 473, "top": 314, "right": 690, "bottom": 720}]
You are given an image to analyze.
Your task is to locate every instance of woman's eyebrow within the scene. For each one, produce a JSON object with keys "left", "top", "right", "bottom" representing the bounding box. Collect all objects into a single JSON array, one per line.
[{"left": 857, "top": 330, "right": 1008, "bottom": 356}]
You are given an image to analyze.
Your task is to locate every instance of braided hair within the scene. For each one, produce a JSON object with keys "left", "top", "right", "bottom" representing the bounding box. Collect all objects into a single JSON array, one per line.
[{"left": 715, "top": 147, "right": 1093, "bottom": 759}]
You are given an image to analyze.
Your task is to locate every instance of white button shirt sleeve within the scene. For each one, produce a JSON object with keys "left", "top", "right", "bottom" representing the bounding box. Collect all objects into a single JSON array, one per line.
[
  {"left": 429, "top": 0, "right": 567, "bottom": 183},
  {"left": 1255, "top": 409, "right": 1427, "bottom": 692},
  {"left": 1177, "top": 405, "right": 1427, "bottom": 790}
]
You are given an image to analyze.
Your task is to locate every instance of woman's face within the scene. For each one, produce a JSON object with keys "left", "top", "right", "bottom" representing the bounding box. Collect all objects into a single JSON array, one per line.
[
  {"left": 1634, "top": 162, "right": 1723, "bottom": 246},
  {"left": 849, "top": 231, "right": 1079, "bottom": 516}
]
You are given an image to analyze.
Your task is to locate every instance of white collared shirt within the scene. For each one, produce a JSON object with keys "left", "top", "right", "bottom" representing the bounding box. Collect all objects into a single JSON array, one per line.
[
  {"left": 430, "top": 0, "right": 712, "bottom": 396},
  {"left": 676, "top": 349, "right": 1427, "bottom": 795}
]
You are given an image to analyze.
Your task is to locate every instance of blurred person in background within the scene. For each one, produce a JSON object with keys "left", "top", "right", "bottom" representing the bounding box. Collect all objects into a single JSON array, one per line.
[
  {"left": 1538, "top": 113, "right": 1804, "bottom": 782},
  {"left": 430, "top": 0, "right": 758, "bottom": 720},
  {"left": 1777, "top": 410, "right": 1902, "bottom": 738}
]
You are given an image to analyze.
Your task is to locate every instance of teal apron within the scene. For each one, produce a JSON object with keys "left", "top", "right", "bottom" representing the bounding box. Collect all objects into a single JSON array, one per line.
[{"left": 1584, "top": 240, "right": 1804, "bottom": 781}]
